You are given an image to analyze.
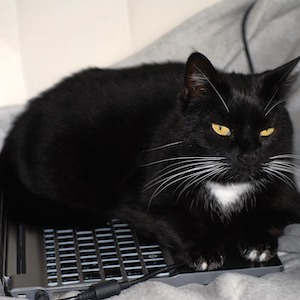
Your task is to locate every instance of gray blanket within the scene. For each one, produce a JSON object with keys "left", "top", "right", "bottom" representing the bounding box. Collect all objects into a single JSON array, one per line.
[{"left": 1, "top": 0, "right": 300, "bottom": 299}]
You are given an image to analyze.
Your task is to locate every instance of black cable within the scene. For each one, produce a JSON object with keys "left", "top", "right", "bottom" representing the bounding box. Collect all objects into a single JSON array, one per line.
[
  {"left": 241, "top": 1, "right": 256, "bottom": 73},
  {"left": 61, "top": 263, "right": 185, "bottom": 300}
]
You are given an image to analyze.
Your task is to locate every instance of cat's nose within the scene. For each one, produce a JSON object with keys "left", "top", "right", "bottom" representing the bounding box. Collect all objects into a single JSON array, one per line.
[
  {"left": 239, "top": 153, "right": 255, "bottom": 163},
  {"left": 238, "top": 152, "right": 261, "bottom": 169}
]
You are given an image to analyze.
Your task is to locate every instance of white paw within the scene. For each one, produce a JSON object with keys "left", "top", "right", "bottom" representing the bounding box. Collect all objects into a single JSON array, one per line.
[
  {"left": 243, "top": 248, "right": 272, "bottom": 262},
  {"left": 199, "top": 261, "right": 208, "bottom": 271},
  {"left": 192, "top": 254, "right": 225, "bottom": 271}
]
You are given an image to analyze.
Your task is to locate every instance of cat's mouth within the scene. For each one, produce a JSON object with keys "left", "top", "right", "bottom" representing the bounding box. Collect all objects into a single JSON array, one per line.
[
  {"left": 225, "top": 166, "right": 264, "bottom": 183},
  {"left": 224, "top": 154, "right": 297, "bottom": 186}
]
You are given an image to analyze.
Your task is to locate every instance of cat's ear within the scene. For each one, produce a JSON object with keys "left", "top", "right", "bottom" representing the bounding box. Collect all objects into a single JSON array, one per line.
[
  {"left": 261, "top": 57, "right": 300, "bottom": 95},
  {"left": 260, "top": 57, "right": 300, "bottom": 114},
  {"left": 183, "top": 52, "right": 220, "bottom": 100}
]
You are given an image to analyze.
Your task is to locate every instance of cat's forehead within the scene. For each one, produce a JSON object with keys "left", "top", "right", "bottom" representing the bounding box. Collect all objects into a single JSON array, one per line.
[
  {"left": 212, "top": 73, "right": 273, "bottom": 126},
  {"left": 223, "top": 74, "right": 267, "bottom": 111},
  {"left": 223, "top": 73, "right": 261, "bottom": 97}
]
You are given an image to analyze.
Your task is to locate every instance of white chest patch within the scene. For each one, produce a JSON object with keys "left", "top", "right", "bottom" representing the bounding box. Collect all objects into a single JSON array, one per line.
[{"left": 206, "top": 182, "right": 253, "bottom": 208}]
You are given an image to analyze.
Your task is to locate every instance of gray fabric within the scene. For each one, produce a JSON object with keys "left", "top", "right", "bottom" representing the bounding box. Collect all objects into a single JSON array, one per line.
[
  {"left": 0, "top": 105, "right": 24, "bottom": 150},
  {"left": 1, "top": 0, "right": 300, "bottom": 298}
]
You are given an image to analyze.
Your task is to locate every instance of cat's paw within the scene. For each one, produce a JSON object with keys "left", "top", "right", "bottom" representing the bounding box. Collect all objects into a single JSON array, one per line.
[
  {"left": 239, "top": 236, "right": 277, "bottom": 263},
  {"left": 185, "top": 247, "right": 225, "bottom": 271}
]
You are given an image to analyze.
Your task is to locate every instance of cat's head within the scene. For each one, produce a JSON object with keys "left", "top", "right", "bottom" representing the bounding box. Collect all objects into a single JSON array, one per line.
[
  {"left": 144, "top": 53, "right": 299, "bottom": 217},
  {"left": 180, "top": 52, "right": 300, "bottom": 186}
]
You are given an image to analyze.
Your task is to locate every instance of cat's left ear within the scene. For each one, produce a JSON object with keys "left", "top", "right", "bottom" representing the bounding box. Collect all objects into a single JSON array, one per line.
[
  {"left": 183, "top": 52, "right": 220, "bottom": 101},
  {"left": 261, "top": 56, "right": 300, "bottom": 96}
]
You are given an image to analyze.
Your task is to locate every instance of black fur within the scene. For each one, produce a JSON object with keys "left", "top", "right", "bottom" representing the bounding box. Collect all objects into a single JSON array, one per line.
[{"left": 1, "top": 53, "right": 300, "bottom": 270}]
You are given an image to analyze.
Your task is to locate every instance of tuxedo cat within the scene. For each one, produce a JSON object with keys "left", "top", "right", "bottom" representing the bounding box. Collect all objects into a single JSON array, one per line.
[{"left": 1, "top": 52, "right": 300, "bottom": 271}]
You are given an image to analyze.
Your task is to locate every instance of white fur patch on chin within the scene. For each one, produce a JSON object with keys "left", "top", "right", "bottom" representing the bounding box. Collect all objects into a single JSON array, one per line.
[{"left": 206, "top": 182, "right": 253, "bottom": 209}]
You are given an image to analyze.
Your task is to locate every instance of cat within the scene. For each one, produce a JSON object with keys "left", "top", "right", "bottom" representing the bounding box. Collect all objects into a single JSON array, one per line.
[{"left": 1, "top": 52, "right": 300, "bottom": 271}]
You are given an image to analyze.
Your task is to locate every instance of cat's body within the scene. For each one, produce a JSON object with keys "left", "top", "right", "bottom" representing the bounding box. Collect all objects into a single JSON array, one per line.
[{"left": 1, "top": 53, "right": 300, "bottom": 270}]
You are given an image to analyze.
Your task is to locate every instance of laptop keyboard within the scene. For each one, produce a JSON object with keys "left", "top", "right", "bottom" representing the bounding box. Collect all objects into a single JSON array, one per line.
[{"left": 43, "top": 219, "right": 169, "bottom": 287}]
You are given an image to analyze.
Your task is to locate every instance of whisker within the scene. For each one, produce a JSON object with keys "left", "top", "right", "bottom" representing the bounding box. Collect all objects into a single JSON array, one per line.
[
  {"left": 270, "top": 154, "right": 300, "bottom": 161},
  {"left": 146, "top": 163, "right": 226, "bottom": 210},
  {"left": 265, "top": 99, "right": 287, "bottom": 116},
  {"left": 175, "top": 166, "right": 225, "bottom": 202},
  {"left": 144, "top": 161, "right": 224, "bottom": 189},
  {"left": 140, "top": 156, "right": 225, "bottom": 168},
  {"left": 264, "top": 59, "right": 298, "bottom": 115},
  {"left": 148, "top": 167, "right": 216, "bottom": 198},
  {"left": 142, "top": 141, "right": 182, "bottom": 153},
  {"left": 261, "top": 166, "right": 296, "bottom": 190},
  {"left": 264, "top": 87, "right": 279, "bottom": 115},
  {"left": 268, "top": 162, "right": 300, "bottom": 177},
  {"left": 147, "top": 159, "right": 222, "bottom": 181},
  {"left": 193, "top": 65, "right": 230, "bottom": 113},
  {"left": 177, "top": 166, "right": 228, "bottom": 201},
  {"left": 189, "top": 198, "right": 195, "bottom": 211},
  {"left": 142, "top": 155, "right": 229, "bottom": 209}
]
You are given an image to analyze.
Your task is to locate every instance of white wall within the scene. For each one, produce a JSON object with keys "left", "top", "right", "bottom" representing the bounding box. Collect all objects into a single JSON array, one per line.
[{"left": 0, "top": 0, "right": 222, "bottom": 107}]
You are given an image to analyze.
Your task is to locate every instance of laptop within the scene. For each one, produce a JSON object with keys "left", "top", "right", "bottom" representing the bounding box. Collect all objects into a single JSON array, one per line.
[{"left": 0, "top": 192, "right": 283, "bottom": 300}]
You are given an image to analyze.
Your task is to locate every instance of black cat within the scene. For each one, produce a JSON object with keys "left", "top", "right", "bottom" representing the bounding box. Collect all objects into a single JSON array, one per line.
[{"left": 1, "top": 52, "right": 300, "bottom": 270}]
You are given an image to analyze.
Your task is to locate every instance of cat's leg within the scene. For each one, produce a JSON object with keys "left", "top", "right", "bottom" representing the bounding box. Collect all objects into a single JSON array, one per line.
[
  {"left": 178, "top": 236, "right": 226, "bottom": 271},
  {"left": 237, "top": 227, "right": 278, "bottom": 263},
  {"left": 113, "top": 204, "right": 227, "bottom": 270},
  {"left": 233, "top": 213, "right": 284, "bottom": 263}
]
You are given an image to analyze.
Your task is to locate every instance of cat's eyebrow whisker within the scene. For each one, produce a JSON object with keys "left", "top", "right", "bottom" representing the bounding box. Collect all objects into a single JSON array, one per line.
[
  {"left": 264, "top": 99, "right": 287, "bottom": 116},
  {"left": 142, "top": 141, "right": 183, "bottom": 153},
  {"left": 193, "top": 64, "right": 230, "bottom": 114},
  {"left": 264, "top": 87, "right": 279, "bottom": 115}
]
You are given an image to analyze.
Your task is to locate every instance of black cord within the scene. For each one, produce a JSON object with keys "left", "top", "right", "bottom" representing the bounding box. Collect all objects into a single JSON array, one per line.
[
  {"left": 241, "top": 1, "right": 256, "bottom": 73},
  {"left": 61, "top": 263, "right": 185, "bottom": 300}
]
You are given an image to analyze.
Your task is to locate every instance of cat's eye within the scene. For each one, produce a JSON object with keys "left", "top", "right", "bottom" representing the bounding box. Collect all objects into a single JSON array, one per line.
[
  {"left": 211, "top": 123, "right": 231, "bottom": 137},
  {"left": 260, "top": 127, "right": 275, "bottom": 137}
]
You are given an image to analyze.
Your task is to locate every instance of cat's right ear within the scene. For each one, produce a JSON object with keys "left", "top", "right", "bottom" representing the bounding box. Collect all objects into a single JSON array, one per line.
[{"left": 183, "top": 52, "right": 219, "bottom": 101}]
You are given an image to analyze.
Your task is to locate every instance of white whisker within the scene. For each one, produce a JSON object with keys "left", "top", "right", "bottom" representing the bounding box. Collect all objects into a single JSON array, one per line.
[
  {"left": 262, "top": 166, "right": 296, "bottom": 190},
  {"left": 143, "top": 141, "right": 182, "bottom": 153},
  {"left": 177, "top": 166, "right": 228, "bottom": 201},
  {"left": 270, "top": 154, "right": 300, "bottom": 161},
  {"left": 149, "top": 167, "right": 217, "bottom": 199},
  {"left": 143, "top": 156, "right": 228, "bottom": 209},
  {"left": 193, "top": 65, "right": 230, "bottom": 113},
  {"left": 140, "top": 156, "right": 225, "bottom": 168},
  {"left": 264, "top": 87, "right": 279, "bottom": 115},
  {"left": 149, "top": 159, "right": 221, "bottom": 180},
  {"left": 144, "top": 161, "right": 224, "bottom": 189},
  {"left": 265, "top": 99, "right": 287, "bottom": 116}
]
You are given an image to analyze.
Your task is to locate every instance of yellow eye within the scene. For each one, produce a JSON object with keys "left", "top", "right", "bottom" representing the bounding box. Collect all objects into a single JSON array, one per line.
[
  {"left": 260, "top": 127, "right": 275, "bottom": 137},
  {"left": 211, "top": 123, "right": 231, "bottom": 137}
]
